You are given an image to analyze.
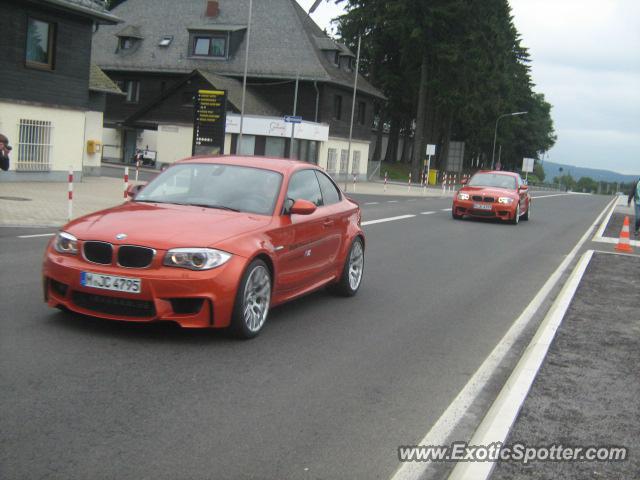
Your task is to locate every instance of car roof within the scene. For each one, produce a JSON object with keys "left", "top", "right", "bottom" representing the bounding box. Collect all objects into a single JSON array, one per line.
[
  {"left": 474, "top": 170, "right": 519, "bottom": 177},
  {"left": 177, "top": 155, "right": 319, "bottom": 175}
]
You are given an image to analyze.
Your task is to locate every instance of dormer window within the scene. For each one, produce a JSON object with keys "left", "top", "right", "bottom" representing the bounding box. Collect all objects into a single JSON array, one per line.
[
  {"left": 119, "top": 37, "right": 135, "bottom": 50},
  {"left": 190, "top": 33, "right": 228, "bottom": 58}
]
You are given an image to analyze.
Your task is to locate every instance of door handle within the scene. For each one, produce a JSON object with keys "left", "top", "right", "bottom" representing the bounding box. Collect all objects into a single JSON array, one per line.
[{"left": 323, "top": 220, "right": 334, "bottom": 228}]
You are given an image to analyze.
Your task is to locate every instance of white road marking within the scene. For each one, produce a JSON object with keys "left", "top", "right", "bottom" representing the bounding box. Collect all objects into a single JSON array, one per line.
[
  {"left": 18, "top": 233, "right": 55, "bottom": 239},
  {"left": 591, "top": 236, "right": 640, "bottom": 247},
  {"left": 530, "top": 193, "right": 580, "bottom": 199},
  {"left": 593, "top": 195, "right": 620, "bottom": 240},
  {"left": 420, "top": 211, "right": 436, "bottom": 215},
  {"left": 441, "top": 208, "right": 452, "bottom": 212},
  {"left": 364, "top": 202, "right": 380, "bottom": 205},
  {"left": 449, "top": 249, "right": 595, "bottom": 480},
  {"left": 408, "top": 199, "right": 417, "bottom": 202},
  {"left": 387, "top": 200, "right": 399, "bottom": 203},
  {"left": 389, "top": 197, "right": 617, "bottom": 480},
  {"left": 361, "top": 214, "right": 416, "bottom": 226}
]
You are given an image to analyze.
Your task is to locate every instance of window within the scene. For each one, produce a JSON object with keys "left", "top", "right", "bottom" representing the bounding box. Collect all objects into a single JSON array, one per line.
[
  {"left": 315, "top": 171, "right": 341, "bottom": 205},
  {"left": 357, "top": 101, "right": 366, "bottom": 125},
  {"left": 16, "top": 119, "right": 53, "bottom": 172},
  {"left": 191, "top": 35, "right": 227, "bottom": 58},
  {"left": 327, "top": 148, "right": 337, "bottom": 173},
  {"left": 352, "top": 151, "right": 361, "bottom": 175},
  {"left": 287, "top": 170, "right": 323, "bottom": 206},
  {"left": 118, "top": 80, "right": 140, "bottom": 103},
  {"left": 237, "top": 135, "right": 256, "bottom": 155},
  {"left": 340, "top": 149, "right": 348, "bottom": 174},
  {"left": 119, "top": 37, "right": 134, "bottom": 50},
  {"left": 334, "top": 51, "right": 340, "bottom": 66},
  {"left": 334, "top": 95, "right": 343, "bottom": 120},
  {"left": 26, "top": 17, "right": 55, "bottom": 69},
  {"left": 265, "top": 137, "right": 286, "bottom": 157},
  {"left": 159, "top": 36, "right": 173, "bottom": 47}
]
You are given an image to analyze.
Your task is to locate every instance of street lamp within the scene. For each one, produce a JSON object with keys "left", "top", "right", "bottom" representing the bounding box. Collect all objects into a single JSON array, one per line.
[{"left": 491, "top": 111, "right": 527, "bottom": 169}]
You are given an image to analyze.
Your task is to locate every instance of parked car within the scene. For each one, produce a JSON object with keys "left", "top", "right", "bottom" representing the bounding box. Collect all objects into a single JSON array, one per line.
[
  {"left": 452, "top": 170, "right": 531, "bottom": 224},
  {"left": 43, "top": 156, "right": 365, "bottom": 338}
]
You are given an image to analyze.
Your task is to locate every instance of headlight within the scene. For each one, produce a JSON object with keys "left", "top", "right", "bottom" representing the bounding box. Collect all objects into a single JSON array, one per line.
[
  {"left": 498, "top": 197, "right": 515, "bottom": 204},
  {"left": 164, "top": 248, "right": 231, "bottom": 270},
  {"left": 53, "top": 231, "right": 78, "bottom": 255},
  {"left": 458, "top": 192, "right": 470, "bottom": 200}
]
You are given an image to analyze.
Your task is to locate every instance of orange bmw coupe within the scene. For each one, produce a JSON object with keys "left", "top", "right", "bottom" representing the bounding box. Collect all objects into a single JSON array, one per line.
[
  {"left": 43, "top": 157, "right": 365, "bottom": 338},
  {"left": 452, "top": 170, "right": 531, "bottom": 224}
]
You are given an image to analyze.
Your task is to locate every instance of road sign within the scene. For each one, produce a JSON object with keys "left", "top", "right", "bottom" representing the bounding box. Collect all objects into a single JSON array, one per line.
[
  {"left": 426, "top": 144, "right": 436, "bottom": 156},
  {"left": 192, "top": 89, "right": 227, "bottom": 156},
  {"left": 284, "top": 115, "right": 302, "bottom": 124},
  {"left": 522, "top": 157, "right": 535, "bottom": 173}
]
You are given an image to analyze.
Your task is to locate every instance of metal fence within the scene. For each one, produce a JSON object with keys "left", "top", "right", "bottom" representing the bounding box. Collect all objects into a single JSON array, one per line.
[{"left": 16, "top": 119, "right": 53, "bottom": 172}]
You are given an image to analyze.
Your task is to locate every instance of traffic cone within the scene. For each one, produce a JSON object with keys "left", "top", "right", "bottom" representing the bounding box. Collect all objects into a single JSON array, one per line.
[{"left": 615, "top": 216, "right": 634, "bottom": 253}]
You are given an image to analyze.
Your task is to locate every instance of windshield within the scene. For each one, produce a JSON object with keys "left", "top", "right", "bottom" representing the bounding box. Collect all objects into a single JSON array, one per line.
[
  {"left": 135, "top": 163, "right": 283, "bottom": 215},
  {"left": 468, "top": 173, "right": 516, "bottom": 190}
]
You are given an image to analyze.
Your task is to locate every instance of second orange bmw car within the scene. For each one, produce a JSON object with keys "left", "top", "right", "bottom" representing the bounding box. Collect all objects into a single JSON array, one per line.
[
  {"left": 43, "top": 156, "right": 365, "bottom": 338},
  {"left": 452, "top": 170, "right": 531, "bottom": 224}
]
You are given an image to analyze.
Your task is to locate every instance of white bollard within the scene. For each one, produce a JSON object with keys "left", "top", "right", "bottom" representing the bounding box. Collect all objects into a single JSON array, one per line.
[
  {"left": 124, "top": 167, "right": 129, "bottom": 199},
  {"left": 67, "top": 167, "right": 73, "bottom": 222}
]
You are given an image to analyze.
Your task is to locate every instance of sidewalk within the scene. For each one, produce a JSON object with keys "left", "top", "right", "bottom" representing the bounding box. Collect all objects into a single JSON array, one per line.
[
  {"left": 0, "top": 175, "right": 451, "bottom": 227},
  {"left": 491, "top": 251, "right": 639, "bottom": 479}
]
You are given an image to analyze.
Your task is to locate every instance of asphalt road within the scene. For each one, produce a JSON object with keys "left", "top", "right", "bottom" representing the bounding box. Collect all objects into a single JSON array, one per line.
[{"left": 0, "top": 192, "right": 611, "bottom": 480}]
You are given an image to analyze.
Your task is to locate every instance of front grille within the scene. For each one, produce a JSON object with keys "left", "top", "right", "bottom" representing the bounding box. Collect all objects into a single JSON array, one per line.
[
  {"left": 170, "top": 298, "right": 205, "bottom": 315},
  {"left": 471, "top": 210, "right": 495, "bottom": 217},
  {"left": 84, "top": 241, "right": 113, "bottom": 265},
  {"left": 118, "top": 245, "right": 155, "bottom": 268},
  {"left": 472, "top": 195, "right": 495, "bottom": 203},
  {"left": 72, "top": 291, "right": 156, "bottom": 317},
  {"left": 50, "top": 279, "right": 69, "bottom": 297}
]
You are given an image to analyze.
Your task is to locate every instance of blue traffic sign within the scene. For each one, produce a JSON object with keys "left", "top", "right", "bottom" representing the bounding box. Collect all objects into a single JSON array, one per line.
[{"left": 284, "top": 115, "right": 302, "bottom": 123}]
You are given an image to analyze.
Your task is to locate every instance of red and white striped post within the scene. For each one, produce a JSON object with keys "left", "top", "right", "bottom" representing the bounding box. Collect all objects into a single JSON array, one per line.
[
  {"left": 353, "top": 174, "right": 357, "bottom": 192},
  {"left": 135, "top": 159, "right": 140, "bottom": 182},
  {"left": 408, "top": 172, "right": 412, "bottom": 192},
  {"left": 67, "top": 167, "right": 73, "bottom": 221},
  {"left": 441, "top": 171, "right": 446, "bottom": 195},
  {"left": 384, "top": 171, "right": 388, "bottom": 192},
  {"left": 422, "top": 172, "right": 426, "bottom": 195},
  {"left": 123, "top": 167, "right": 129, "bottom": 199}
]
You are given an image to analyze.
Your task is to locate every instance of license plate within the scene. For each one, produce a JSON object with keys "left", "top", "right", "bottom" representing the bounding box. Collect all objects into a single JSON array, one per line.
[
  {"left": 473, "top": 203, "right": 492, "bottom": 210},
  {"left": 81, "top": 272, "right": 141, "bottom": 293}
]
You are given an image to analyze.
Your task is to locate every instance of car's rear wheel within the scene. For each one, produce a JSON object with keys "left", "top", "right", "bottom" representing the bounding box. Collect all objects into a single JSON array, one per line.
[
  {"left": 331, "top": 237, "right": 364, "bottom": 297},
  {"left": 522, "top": 200, "right": 530, "bottom": 221},
  {"left": 510, "top": 204, "right": 520, "bottom": 225},
  {"left": 230, "top": 259, "right": 271, "bottom": 339}
]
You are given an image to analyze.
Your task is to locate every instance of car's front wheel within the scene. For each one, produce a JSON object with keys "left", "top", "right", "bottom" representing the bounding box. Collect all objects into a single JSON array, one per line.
[
  {"left": 522, "top": 200, "right": 530, "bottom": 221},
  {"left": 230, "top": 259, "right": 272, "bottom": 339},
  {"left": 331, "top": 237, "right": 364, "bottom": 297},
  {"left": 510, "top": 204, "right": 520, "bottom": 225}
]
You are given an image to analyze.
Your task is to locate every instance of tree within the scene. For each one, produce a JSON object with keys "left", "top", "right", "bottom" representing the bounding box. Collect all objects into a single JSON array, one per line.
[
  {"left": 576, "top": 176, "right": 598, "bottom": 193},
  {"left": 533, "top": 161, "right": 545, "bottom": 182}
]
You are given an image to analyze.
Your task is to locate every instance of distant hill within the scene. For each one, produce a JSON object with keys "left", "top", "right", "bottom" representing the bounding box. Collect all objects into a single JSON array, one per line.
[{"left": 542, "top": 161, "right": 637, "bottom": 184}]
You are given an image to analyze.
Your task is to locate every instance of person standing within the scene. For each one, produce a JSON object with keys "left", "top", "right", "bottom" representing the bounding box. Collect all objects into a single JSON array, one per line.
[
  {"left": 628, "top": 177, "right": 640, "bottom": 236},
  {"left": 0, "top": 134, "right": 11, "bottom": 171}
]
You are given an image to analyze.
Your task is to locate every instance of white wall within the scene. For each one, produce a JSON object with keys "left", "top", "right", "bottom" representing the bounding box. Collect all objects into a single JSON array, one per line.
[
  {"left": 318, "top": 137, "right": 370, "bottom": 181},
  {"left": 0, "top": 100, "right": 100, "bottom": 181},
  {"left": 102, "top": 127, "right": 121, "bottom": 162},
  {"left": 82, "top": 111, "right": 104, "bottom": 175},
  {"left": 156, "top": 124, "right": 193, "bottom": 165},
  {"left": 138, "top": 129, "right": 157, "bottom": 152}
]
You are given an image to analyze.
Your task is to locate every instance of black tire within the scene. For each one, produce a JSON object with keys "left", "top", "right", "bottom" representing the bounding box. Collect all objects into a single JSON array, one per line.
[
  {"left": 452, "top": 210, "right": 463, "bottom": 220},
  {"left": 331, "top": 237, "right": 364, "bottom": 297},
  {"left": 522, "top": 201, "right": 530, "bottom": 221},
  {"left": 229, "top": 259, "right": 272, "bottom": 339},
  {"left": 510, "top": 204, "right": 520, "bottom": 225}
]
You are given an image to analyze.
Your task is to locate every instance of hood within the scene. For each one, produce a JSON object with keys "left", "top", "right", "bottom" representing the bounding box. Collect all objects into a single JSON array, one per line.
[
  {"left": 460, "top": 186, "right": 518, "bottom": 198},
  {"left": 64, "top": 202, "right": 271, "bottom": 251}
]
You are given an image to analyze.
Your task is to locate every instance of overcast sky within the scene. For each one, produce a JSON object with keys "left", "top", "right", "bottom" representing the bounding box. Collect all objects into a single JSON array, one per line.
[{"left": 296, "top": 0, "right": 639, "bottom": 175}]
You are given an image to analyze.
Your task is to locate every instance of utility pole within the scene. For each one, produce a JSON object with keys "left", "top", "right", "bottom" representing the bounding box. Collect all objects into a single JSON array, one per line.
[{"left": 345, "top": 35, "right": 361, "bottom": 191}]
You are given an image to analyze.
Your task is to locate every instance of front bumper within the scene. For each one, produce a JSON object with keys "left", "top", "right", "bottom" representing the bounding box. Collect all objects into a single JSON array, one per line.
[
  {"left": 42, "top": 248, "right": 247, "bottom": 328},
  {"left": 452, "top": 200, "right": 516, "bottom": 221}
]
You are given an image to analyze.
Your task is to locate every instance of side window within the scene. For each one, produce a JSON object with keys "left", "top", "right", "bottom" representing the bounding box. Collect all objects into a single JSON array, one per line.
[
  {"left": 315, "top": 171, "right": 341, "bottom": 206},
  {"left": 287, "top": 170, "right": 323, "bottom": 206}
]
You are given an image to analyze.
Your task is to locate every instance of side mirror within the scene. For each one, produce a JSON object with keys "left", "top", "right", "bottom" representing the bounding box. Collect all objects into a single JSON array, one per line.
[
  {"left": 519, "top": 185, "right": 529, "bottom": 192},
  {"left": 461, "top": 178, "right": 468, "bottom": 185},
  {"left": 289, "top": 199, "right": 317, "bottom": 215},
  {"left": 126, "top": 183, "right": 146, "bottom": 199}
]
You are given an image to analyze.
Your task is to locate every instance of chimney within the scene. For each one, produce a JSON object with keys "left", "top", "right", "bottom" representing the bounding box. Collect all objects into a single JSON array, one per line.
[{"left": 206, "top": 1, "right": 219, "bottom": 18}]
